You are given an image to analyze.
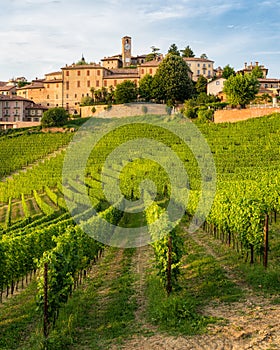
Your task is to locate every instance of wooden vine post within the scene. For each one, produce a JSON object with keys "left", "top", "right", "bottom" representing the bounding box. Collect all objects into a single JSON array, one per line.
[
  {"left": 44, "top": 263, "right": 49, "bottom": 338},
  {"left": 263, "top": 214, "right": 269, "bottom": 268},
  {"left": 167, "top": 234, "right": 172, "bottom": 296}
]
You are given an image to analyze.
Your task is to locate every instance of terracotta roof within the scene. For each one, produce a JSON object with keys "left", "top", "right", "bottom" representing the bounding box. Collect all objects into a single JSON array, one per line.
[
  {"left": 258, "top": 78, "right": 280, "bottom": 83},
  {"left": 0, "top": 81, "right": 7, "bottom": 87},
  {"left": 0, "top": 95, "right": 33, "bottom": 102},
  {"left": 62, "top": 63, "right": 101, "bottom": 69},
  {"left": 26, "top": 103, "right": 48, "bottom": 110},
  {"left": 45, "top": 71, "right": 62, "bottom": 76},
  {"left": 183, "top": 57, "right": 214, "bottom": 63},
  {"left": 101, "top": 55, "right": 122, "bottom": 61},
  {"left": 17, "top": 81, "right": 44, "bottom": 89},
  {"left": 0, "top": 85, "right": 16, "bottom": 91}
]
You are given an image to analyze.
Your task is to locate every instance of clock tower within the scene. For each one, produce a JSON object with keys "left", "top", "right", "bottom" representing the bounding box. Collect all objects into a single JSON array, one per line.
[{"left": 122, "top": 36, "right": 132, "bottom": 67}]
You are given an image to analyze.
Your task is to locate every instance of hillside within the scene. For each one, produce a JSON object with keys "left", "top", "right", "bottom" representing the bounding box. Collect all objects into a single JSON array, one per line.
[{"left": 0, "top": 113, "right": 280, "bottom": 350}]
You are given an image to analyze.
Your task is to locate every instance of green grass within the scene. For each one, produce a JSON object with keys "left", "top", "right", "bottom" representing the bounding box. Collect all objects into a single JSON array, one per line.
[
  {"left": 194, "top": 229, "right": 280, "bottom": 296},
  {"left": 0, "top": 281, "right": 40, "bottom": 350}
]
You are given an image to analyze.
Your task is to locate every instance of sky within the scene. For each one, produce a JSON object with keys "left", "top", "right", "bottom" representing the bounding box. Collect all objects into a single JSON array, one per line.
[{"left": 1, "top": 0, "right": 280, "bottom": 81}]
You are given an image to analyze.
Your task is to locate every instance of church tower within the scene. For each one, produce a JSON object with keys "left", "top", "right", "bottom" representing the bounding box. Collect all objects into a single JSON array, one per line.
[{"left": 122, "top": 36, "right": 132, "bottom": 67}]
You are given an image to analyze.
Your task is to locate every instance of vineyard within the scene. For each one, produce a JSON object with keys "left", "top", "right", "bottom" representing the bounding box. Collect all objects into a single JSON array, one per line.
[{"left": 0, "top": 114, "right": 280, "bottom": 349}]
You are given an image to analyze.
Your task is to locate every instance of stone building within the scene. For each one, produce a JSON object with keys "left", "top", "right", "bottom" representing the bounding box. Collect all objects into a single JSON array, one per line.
[{"left": 16, "top": 36, "right": 214, "bottom": 111}]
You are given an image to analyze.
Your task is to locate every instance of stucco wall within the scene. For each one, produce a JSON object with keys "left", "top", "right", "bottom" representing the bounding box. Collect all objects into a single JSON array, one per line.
[{"left": 214, "top": 107, "right": 280, "bottom": 123}]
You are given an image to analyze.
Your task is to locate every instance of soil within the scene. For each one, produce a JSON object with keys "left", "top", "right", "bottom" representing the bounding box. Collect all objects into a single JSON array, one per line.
[{"left": 114, "top": 233, "right": 280, "bottom": 350}]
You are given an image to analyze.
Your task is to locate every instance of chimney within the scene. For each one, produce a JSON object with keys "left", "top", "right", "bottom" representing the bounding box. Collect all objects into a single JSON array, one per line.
[
  {"left": 245, "top": 62, "right": 247, "bottom": 69},
  {"left": 255, "top": 61, "right": 259, "bottom": 66}
]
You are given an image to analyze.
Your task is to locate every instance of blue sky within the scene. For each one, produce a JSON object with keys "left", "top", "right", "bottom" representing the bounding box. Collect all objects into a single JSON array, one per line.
[{"left": 1, "top": 0, "right": 280, "bottom": 81}]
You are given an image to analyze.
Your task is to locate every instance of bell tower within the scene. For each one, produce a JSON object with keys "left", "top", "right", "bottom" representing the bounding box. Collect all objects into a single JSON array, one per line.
[{"left": 122, "top": 36, "right": 132, "bottom": 67}]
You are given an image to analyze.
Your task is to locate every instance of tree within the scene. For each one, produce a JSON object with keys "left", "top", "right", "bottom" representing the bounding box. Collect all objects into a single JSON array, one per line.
[
  {"left": 251, "top": 65, "right": 264, "bottom": 79},
  {"left": 80, "top": 96, "right": 94, "bottom": 106},
  {"left": 152, "top": 54, "right": 194, "bottom": 105},
  {"left": 145, "top": 46, "right": 161, "bottom": 62},
  {"left": 168, "top": 43, "right": 180, "bottom": 56},
  {"left": 195, "top": 75, "right": 208, "bottom": 94},
  {"left": 139, "top": 74, "right": 154, "bottom": 101},
  {"left": 114, "top": 80, "right": 137, "bottom": 104},
  {"left": 200, "top": 53, "right": 208, "bottom": 59},
  {"left": 41, "top": 107, "right": 69, "bottom": 128},
  {"left": 222, "top": 64, "right": 235, "bottom": 79},
  {"left": 180, "top": 45, "right": 195, "bottom": 58},
  {"left": 223, "top": 73, "right": 260, "bottom": 108}
]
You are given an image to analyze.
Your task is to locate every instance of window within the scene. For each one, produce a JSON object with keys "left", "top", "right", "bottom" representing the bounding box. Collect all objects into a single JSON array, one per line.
[
  {"left": 75, "top": 94, "right": 77, "bottom": 98},
  {"left": 66, "top": 82, "right": 69, "bottom": 90},
  {"left": 77, "top": 81, "right": 80, "bottom": 88},
  {"left": 197, "top": 70, "right": 200, "bottom": 75},
  {"left": 197, "top": 63, "right": 200, "bottom": 67},
  {"left": 96, "top": 80, "right": 99, "bottom": 87},
  {"left": 97, "top": 70, "right": 100, "bottom": 76},
  {"left": 87, "top": 81, "right": 90, "bottom": 87},
  {"left": 66, "top": 94, "right": 69, "bottom": 98},
  {"left": 203, "top": 64, "right": 206, "bottom": 68},
  {"left": 104, "top": 80, "right": 107, "bottom": 87},
  {"left": 77, "top": 71, "right": 81, "bottom": 76},
  {"left": 56, "top": 83, "right": 59, "bottom": 88},
  {"left": 47, "top": 95, "right": 50, "bottom": 99},
  {"left": 114, "top": 80, "right": 117, "bottom": 86},
  {"left": 149, "top": 69, "right": 153, "bottom": 74},
  {"left": 87, "top": 70, "right": 90, "bottom": 76},
  {"left": 56, "top": 95, "right": 58, "bottom": 99},
  {"left": 47, "top": 84, "right": 50, "bottom": 88},
  {"left": 141, "top": 69, "right": 144, "bottom": 74},
  {"left": 66, "top": 71, "right": 69, "bottom": 76},
  {"left": 208, "top": 70, "right": 211, "bottom": 76}
]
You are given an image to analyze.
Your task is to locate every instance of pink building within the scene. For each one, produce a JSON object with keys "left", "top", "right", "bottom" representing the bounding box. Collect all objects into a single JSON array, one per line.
[{"left": 0, "top": 95, "right": 47, "bottom": 129}]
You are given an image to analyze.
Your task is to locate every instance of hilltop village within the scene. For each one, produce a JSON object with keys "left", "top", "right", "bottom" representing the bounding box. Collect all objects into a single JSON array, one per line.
[{"left": 0, "top": 36, "right": 280, "bottom": 128}]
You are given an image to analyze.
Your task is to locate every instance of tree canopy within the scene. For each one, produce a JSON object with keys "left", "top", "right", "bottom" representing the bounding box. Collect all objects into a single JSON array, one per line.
[
  {"left": 251, "top": 66, "right": 264, "bottom": 78},
  {"left": 41, "top": 107, "right": 69, "bottom": 128},
  {"left": 180, "top": 45, "right": 195, "bottom": 58},
  {"left": 138, "top": 74, "right": 154, "bottom": 101},
  {"left": 168, "top": 43, "right": 180, "bottom": 56},
  {"left": 195, "top": 75, "right": 208, "bottom": 94},
  {"left": 114, "top": 80, "right": 137, "bottom": 104},
  {"left": 152, "top": 54, "right": 194, "bottom": 105},
  {"left": 222, "top": 64, "right": 235, "bottom": 79},
  {"left": 223, "top": 73, "right": 260, "bottom": 108}
]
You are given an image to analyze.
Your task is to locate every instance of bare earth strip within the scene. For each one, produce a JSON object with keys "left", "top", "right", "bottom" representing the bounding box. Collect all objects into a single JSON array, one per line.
[{"left": 114, "top": 233, "right": 280, "bottom": 350}]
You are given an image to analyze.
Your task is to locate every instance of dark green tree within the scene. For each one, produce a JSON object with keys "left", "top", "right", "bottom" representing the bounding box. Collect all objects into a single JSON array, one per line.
[
  {"left": 152, "top": 54, "right": 194, "bottom": 105},
  {"left": 180, "top": 45, "right": 195, "bottom": 58},
  {"left": 222, "top": 64, "right": 235, "bottom": 79},
  {"left": 114, "top": 80, "right": 137, "bottom": 104},
  {"left": 168, "top": 43, "right": 180, "bottom": 56},
  {"left": 139, "top": 74, "right": 154, "bottom": 101},
  {"left": 145, "top": 46, "right": 161, "bottom": 62},
  {"left": 223, "top": 73, "right": 260, "bottom": 108},
  {"left": 200, "top": 53, "right": 208, "bottom": 59},
  {"left": 41, "top": 107, "right": 69, "bottom": 127},
  {"left": 195, "top": 75, "right": 208, "bottom": 94},
  {"left": 251, "top": 65, "right": 264, "bottom": 78}
]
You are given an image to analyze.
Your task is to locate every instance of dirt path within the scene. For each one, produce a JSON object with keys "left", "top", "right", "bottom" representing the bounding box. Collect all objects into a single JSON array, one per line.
[{"left": 116, "top": 232, "right": 280, "bottom": 350}]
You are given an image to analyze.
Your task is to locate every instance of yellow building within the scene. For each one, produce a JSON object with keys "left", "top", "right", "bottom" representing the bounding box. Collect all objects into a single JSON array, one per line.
[
  {"left": 16, "top": 36, "right": 212, "bottom": 111},
  {"left": 183, "top": 57, "right": 214, "bottom": 81}
]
